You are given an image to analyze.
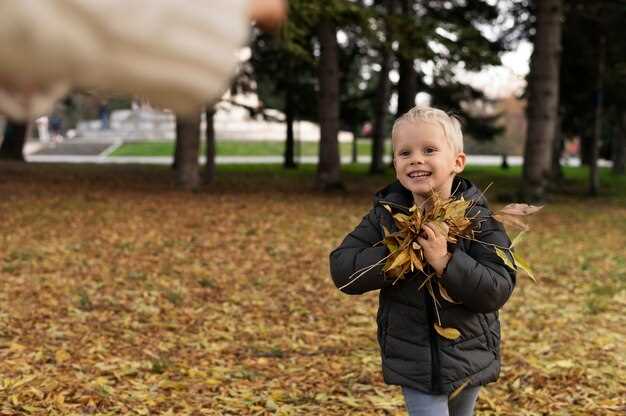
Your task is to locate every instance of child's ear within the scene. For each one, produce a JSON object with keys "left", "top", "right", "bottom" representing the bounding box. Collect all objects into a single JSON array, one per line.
[{"left": 454, "top": 152, "right": 466, "bottom": 173}]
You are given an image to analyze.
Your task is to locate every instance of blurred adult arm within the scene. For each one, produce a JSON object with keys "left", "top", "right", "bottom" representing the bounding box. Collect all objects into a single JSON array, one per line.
[{"left": 0, "top": 0, "right": 286, "bottom": 121}]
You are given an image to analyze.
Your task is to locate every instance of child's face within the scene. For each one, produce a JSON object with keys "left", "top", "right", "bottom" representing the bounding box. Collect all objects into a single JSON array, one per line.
[{"left": 392, "top": 120, "right": 466, "bottom": 203}]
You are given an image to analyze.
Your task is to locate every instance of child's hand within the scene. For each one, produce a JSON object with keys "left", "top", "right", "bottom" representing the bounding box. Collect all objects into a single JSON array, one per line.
[{"left": 417, "top": 221, "right": 452, "bottom": 277}]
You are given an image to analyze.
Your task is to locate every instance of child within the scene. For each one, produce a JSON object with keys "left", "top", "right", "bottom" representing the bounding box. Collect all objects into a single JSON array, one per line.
[{"left": 329, "top": 106, "right": 516, "bottom": 416}]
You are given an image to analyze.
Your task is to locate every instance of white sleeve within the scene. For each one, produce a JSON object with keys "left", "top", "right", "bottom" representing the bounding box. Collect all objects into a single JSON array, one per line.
[{"left": 0, "top": 0, "right": 250, "bottom": 120}]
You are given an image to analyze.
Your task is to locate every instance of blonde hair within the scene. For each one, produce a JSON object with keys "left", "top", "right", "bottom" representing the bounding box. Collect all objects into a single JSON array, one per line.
[{"left": 391, "top": 106, "right": 464, "bottom": 154}]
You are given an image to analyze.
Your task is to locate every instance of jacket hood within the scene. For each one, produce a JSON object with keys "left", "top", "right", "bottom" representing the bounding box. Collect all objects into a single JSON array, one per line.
[{"left": 373, "top": 176, "right": 488, "bottom": 212}]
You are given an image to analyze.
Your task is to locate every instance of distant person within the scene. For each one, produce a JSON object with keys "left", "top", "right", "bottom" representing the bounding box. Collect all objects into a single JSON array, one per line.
[
  {"left": 0, "top": 0, "right": 286, "bottom": 120},
  {"left": 564, "top": 138, "right": 580, "bottom": 166},
  {"left": 330, "top": 106, "right": 516, "bottom": 416},
  {"left": 49, "top": 114, "right": 63, "bottom": 143},
  {"left": 98, "top": 100, "right": 110, "bottom": 130}
]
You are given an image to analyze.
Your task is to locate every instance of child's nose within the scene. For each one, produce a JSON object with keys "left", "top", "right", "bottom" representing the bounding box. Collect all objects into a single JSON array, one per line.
[{"left": 410, "top": 154, "right": 425, "bottom": 165}]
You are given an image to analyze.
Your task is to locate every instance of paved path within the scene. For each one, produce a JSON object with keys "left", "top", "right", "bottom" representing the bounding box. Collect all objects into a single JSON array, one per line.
[
  {"left": 23, "top": 140, "right": 612, "bottom": 167},
  {"left": 31, "top": 141, "right": 116, "bottom": 156}
]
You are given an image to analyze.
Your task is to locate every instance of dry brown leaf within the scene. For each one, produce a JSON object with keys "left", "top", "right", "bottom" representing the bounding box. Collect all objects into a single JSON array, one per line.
[
  {"left": 438, "top": 282, "right": 461, "bottom": 304},
  {"left": 434, "top": 324, "right": 461, "bottom": 340},
  {"left": 498, "top": 203, "right": 544, "bottom": 216},
  {"left": 492, "top": 213, "right": 530, "bottom": 231}
]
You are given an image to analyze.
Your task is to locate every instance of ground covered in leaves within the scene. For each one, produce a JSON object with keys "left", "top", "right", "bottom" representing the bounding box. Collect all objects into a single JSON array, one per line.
[{"left": 0, "top": 163, "right": 624, "bottom": 415}]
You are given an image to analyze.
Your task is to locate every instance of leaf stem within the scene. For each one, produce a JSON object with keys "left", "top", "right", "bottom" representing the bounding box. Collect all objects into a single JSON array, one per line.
[
  {"left": 428, "top": 280, "right": 442, "bottom": 326},
  {"left": 337, "top": 252, "right": 394, "bottom": 291}
]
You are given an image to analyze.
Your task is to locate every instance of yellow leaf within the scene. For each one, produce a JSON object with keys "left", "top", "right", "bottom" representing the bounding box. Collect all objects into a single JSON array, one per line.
[
  {"left": 409, "top": 248, "right": 423, "bottom": 272},
  {"left": 206, "top": 378, "right": 221, "bottom": 386},
  {"left": 449, "top": 379, "right": 471, "bottom": 401},
  {"left": 511, "top": 252, "right": 537, "bottom": 282},
  {"left": 510, "top": 230, "right": 526, "bottom": 248},
  {"left": 386, "top": 250, "right": 410, "bottom": 271},
  {"left": 12, "top": 375, "right": 37, "bottom": 389},
  {"left": 55, "top": 349, "right": 70, "bottom": 364},
  {"left": 383, "top": 237, "right": 399, "bottom": 252},
  {"left": 93, "top": 377, "right": 109, "bottom": 387},
  {"left": 553, "top": 359, "right": 575, "bottom": 369},
  {"left": 270, "top": 389, "right": 286, "bottom": 402},
  {"left": 315, "top": 393, "right": 328, "bottom": 403},
  {"left": 431, "top": 220, "right": 448, "bottom": 236},
  {"left": 434, "top": 323, "right": 461, "bottom": 340},
  {"left": 29, "top": 387, "right": 44, "bottom": 400},
  {"left": 265, "top": 397, "right": 279, "bottom": 411},
  {"left": 9, "top": 342, "right": 25, "bottom": 351},
  {"left": 393, "top": 213, "right": 410, "bottom": 224},
  {"left": 337, "top": 396, "right": 361, "bottom": 408},
  {"left": 495, "top": 247, "right": 516, "bottom": 271},
  {"left": 445, "top": 200, "right": 468, "bottom": 221}
]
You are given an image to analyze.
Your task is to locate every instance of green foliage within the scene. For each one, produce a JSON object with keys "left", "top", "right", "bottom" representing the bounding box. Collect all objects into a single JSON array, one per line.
[
  {"left": 249, "top": 0, "right": 507, "bottom": 142},
  {"left": 560, "top": 0, "right": 626, "bottom": 145}
]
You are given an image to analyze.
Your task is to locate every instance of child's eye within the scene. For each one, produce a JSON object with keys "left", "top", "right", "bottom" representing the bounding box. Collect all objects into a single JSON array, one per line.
[
  {"left": 399, "top": 151, "right": 410, "bottom": 156},
  {"left": 424, "top": 147, "right": 437, "bottom": 154}
]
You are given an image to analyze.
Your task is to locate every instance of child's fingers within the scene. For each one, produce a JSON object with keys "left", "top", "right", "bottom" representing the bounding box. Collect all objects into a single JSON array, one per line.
[{"left": 420, "top": 224, "right": 437, "bottom": 240}]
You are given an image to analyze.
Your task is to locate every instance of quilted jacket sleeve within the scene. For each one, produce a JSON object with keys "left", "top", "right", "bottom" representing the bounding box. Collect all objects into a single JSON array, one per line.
[
  {"left": 329, "top": 206, "right": 394, "bottom": 295},
  {"left": 440, "top": 209, "right": 517, "bottom": 313}
]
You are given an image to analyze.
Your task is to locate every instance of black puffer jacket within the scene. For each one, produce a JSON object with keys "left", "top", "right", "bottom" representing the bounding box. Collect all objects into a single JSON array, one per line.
[{"left": 329, "top": 176, "right": 516, "bottom": 394}]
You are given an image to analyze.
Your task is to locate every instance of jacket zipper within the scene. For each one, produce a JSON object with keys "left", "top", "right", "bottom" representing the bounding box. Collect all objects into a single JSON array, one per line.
[
  {"left": 379, "top": 198, "right": 442, "bottom": 392},
  {"left": 380, "top": 301, "right": 390, "bottom": 355},
  {"left": 424, "top": 290, "right": 442, "bottom": 393}
]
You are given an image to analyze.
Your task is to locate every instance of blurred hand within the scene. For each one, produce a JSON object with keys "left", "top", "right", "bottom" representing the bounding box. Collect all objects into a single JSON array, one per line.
[
  {"left": 248, "top": 0, "right": 287, "bottom": 31},
  {"left": 417, "top": 222, "right": 451, "bottom": 277}
]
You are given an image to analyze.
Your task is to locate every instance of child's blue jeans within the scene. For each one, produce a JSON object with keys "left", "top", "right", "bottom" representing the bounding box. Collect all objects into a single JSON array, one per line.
[{"left": 402, "top": 385, "right": 480, "bottom": 416}]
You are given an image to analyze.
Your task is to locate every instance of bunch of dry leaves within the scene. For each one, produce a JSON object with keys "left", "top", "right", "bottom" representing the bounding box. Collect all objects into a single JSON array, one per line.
[{"left": 342, "top": 188, "right": 543, "bottom": 341}]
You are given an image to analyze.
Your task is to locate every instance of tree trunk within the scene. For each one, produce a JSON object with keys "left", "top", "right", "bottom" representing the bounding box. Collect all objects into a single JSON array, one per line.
[
  {"left": 316, "top": 17, "right": 343, "bottom": 190},
  {"left": 0, "top": 121, "right": 28, "bottom": 161},
  {"left": 371, "top": 1, "right": 394, "bottom": 174},
  {"left": 352, "top": 129, "right": 358, "bottom": 164},
  {"left": 395, "top": 0, "right": 417, "bottom": 117},
  {"left": 589, "top": 34, "right": 605, "bottom": 196},
  {"left": 370, "top": 45, "right": 392, "bottom": 174},
  {"left": 172, "top": 120, "right": 183, "bottom": 170},
  {"left": 580, "top": 135, "right": 592, "bottom": 165},
  {"left": 391, "top": 0, "right": 416, "bottom": 169},
  {"left": 283, "top": 91, "right": 297, "bottom": 169},
  {"left": 396, "top": 56, "right": 417, "bottom": 117},
  {"left": 521, "top": 0, "right": 562, "bottom": 202},
  {"left": 203, "top": 108, "right": 216, "bottom": 184},
  {"left": 550, "top": 114, "right": 564, "bottom": 182},
  {"left": 175, "top": 113, "right": 201, "bottom": 191},
  {"left": 612, "top": 112, "right": 626, "bottom": 175}
]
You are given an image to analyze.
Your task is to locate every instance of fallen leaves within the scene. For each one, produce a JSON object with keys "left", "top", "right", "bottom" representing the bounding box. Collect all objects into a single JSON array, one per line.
[{"left": 0, "top": 164, "right": 624, "bottom": 415}]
